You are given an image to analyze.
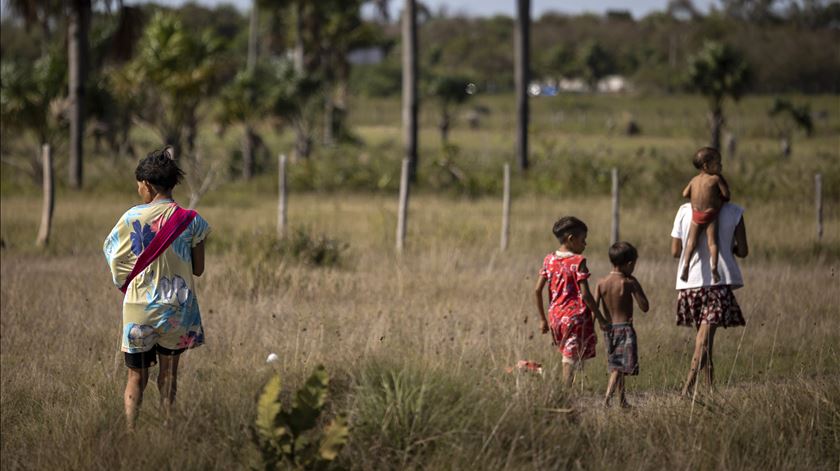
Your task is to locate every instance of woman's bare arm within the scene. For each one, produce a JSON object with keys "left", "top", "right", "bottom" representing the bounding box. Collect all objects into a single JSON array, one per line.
[
  {"left": 671, "top": 237, "right": 682, "bottom": 259},
  {"left": 733, "top": 216, "right": 748, "bottom": 258},
  {"left": 191, "top": 240, "right": 206, "bottom": 276}
]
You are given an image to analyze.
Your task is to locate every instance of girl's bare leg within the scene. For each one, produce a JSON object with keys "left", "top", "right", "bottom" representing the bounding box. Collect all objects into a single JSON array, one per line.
[
  {"left": 681, "top": 323, "right": 712, "bottom": 397},
  {"left": 706, "top": 219, "right": 721, "bottom": 283},
  {"left": 681, "top": 222, "right": 701, "bottom": 282},
  {"left": 157, "top": 354, "right": 180, "bottom": 421},
  {"left": 125, "top": 367, "right": 150, "bottom": 430},
  {"left": 562, "top": 362, "right": 575, "bottom": 388},
  {"left": 604, "top": 370, "right": 620, "bottom": 406}
]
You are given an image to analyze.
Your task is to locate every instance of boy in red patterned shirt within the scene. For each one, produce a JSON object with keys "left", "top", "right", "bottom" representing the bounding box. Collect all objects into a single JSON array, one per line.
[{"left": 534, "top": 216, "right": 608, "bottom": 387}]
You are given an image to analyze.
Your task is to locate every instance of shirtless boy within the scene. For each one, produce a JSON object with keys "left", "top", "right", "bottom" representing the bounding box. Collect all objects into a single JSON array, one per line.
[
  {"left": 681, "top": 147, "right": 730, "bottom": 283},
  {"left": 596, "top": 242, "right": 649, "bottom": 408}
]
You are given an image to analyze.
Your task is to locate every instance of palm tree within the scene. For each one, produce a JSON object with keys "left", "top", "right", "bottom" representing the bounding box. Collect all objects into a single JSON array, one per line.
[
  {"left": 67, "top": 0, "right": 91, "bottom": 189},
  {"left": 402, "top": 0, "right": 418, "bottom": 182},
  {"left": 427, "top": 75, "right": 471, "bottom": 146},
  {"left": 117, "top": 13, "right": 224, "bottom": 155},
  {"left": 319, "top": 0, "right": 373, "bottom": 146},
  {"left": 218, "top": 69, "right": 265, "bottom": 180},
  {"left": 686, "top": 41, "right": 751, "bottom": 150},
  {"left": 514, "top": 0, "right": 530, "bottom": 171},
  {"left": 0, "top": 52, "right": 67, "bottom": 182},
  {"left": 112, "top": 12, "right": 225, "bottom": 203},
  {"left": 4, "top": 0, "right": 60, "bottom": 55},
  {"left": 768, "top": 98, "right": 814, "bottom": 158}
]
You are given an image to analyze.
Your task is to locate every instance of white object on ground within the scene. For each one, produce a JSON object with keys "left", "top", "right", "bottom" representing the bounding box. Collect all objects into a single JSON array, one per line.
[{"left": 266, "top": 353, "right": 279, "bottom": 363}]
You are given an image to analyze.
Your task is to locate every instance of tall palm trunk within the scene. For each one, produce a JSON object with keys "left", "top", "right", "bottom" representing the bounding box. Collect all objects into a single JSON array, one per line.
[
  {"left": 68, "top": 0, "right": 91, "bottom": 189},
  {"left": 514, "top": 0, "right": 530, "bottom": 171},
  {"left": 709, "top": 103, "right": 724, "bottom": 150},
  {"left": 293, "top": 2, "right": 305, "bottom": 74},
  {"left": 291, "top": 0, "right": 311, "bottom": 159},
  {"left": 403, "top": 0, "right": 418, "bottom": 182},
  {"left": 439, "top": 105, "right": 450, "bottom": 146},
  {"left": 324, "top": 91, "right": 335, "bottom": 146},
  {"left": 242, "top": 125, "right": 257, "bottom": 179},
  {"left": 243, "top": 1, "right": 258, "bottom": 179}
]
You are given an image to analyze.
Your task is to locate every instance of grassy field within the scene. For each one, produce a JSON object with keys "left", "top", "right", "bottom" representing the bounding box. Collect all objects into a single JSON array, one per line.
[{"left": 1, "top": 94, "right": 839, "bottom": 469}]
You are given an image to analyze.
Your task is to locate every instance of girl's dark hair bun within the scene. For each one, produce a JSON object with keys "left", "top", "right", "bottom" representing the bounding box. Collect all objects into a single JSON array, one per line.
[{"left": 135, "top": 147, "right": 185, "bottom": 190}]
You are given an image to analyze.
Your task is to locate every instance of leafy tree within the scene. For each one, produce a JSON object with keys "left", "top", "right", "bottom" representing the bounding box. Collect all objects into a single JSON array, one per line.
[
  {"left": 577, "top": 40, "right": 615, "bottom": 90},
  {"left": 768, "top": 97, "right": 813, "bottom": 157},
  {"left": 217, "top": 60, "right": 319, "bottom": 177},
  {"left": 118, "top": 12, "right": 224, "bottom": 154},
  {"left": 112, "top": 12, "right": 225, "bottom": 205},
  {"left": 686, "top": 41, "right": 751, "bottom": 150},
  {"left": 0, "top": 52, "right": 66, "bottom": 182},
  {"left": 318, "top": 0, "right": 380, "bottom": 145},
  {"left": 217, "top": 67, "right": 269, "bottom": 179},
  {"left": 426, "top": 74, "right": 471, "bottom": 146},
  {"left": 4, "top": 0, "right": 63, "bottom": 55},
  {"left": 537, "top": 43, "right": 578, "bottom": 81}
]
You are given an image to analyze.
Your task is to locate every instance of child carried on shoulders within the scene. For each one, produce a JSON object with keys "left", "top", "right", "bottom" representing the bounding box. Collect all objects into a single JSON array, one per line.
[{"left": 681, "top": 147, "right": 730, "bottom": 283}]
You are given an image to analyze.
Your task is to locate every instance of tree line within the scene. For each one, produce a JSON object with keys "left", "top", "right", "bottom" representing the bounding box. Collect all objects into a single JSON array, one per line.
[{"left": 0, "top": 0, "right": 835, "bottom": 191}]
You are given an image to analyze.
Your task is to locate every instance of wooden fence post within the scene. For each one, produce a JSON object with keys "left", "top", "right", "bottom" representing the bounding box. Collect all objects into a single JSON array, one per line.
[
  {"left": 815, "top": 173, "right": 823, "bottom": 242},
  {"left": 610, "top": 167, "right": 619, "bottom": 245},
  {"left": 277, "top": 154, "right": 287, "bottom": 238},
  {"left": 501, "top": 163, "right": 511, "bottom": 250},
  {"left": 36, "top": 144, "right": 54, "bottom": 247},
  {"left": 396, "top": 157, "right": 410, "bottom": 252}
]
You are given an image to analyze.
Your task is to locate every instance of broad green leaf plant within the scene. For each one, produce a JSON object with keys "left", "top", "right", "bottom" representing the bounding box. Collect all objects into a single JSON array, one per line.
[{"left": 252, "top": 365, "right": 349, "bottom": 470}]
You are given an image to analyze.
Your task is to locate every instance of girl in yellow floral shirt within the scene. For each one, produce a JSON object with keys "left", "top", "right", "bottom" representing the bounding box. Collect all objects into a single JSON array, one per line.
[{"left": 104, "top": 147, "right": 210, "bottom": 429}]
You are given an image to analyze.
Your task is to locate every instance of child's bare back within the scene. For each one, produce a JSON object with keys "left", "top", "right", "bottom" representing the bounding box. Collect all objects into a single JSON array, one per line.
[
  {"left": 683, "top": 173, "right": 729, "bottom": 214},
  {"left": 597, "top": 272, "right": 648, "bottom": 325}
]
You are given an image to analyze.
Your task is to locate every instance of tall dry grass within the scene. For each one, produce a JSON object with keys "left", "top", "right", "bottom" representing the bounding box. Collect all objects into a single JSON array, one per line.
[{"left": 1, "top": 191, "right": 838, "bottom": 469}]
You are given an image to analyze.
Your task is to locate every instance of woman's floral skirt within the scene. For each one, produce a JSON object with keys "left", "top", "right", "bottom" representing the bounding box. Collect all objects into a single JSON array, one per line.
[{"left": 676, "top": 285, "right": 746, "bottom": 328}]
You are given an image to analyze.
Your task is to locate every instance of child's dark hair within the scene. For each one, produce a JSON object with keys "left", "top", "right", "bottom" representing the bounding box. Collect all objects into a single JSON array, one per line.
[
  {"left": 693, "top": 146, "right": 721, "bottom": 170},
  {"left": 135, "top": 146, "right": 184, "bottom": 191},
  {"left": 552, "top": 216, "right": 588, "bottom": 242},
  {"left": 609, "top": 241, "right": 638, "bottom": 266}
]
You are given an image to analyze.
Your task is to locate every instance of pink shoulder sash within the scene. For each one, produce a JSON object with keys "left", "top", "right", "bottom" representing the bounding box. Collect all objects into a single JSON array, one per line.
[{"left": 119, "top": 207, "right": 197, "bottom": 294}]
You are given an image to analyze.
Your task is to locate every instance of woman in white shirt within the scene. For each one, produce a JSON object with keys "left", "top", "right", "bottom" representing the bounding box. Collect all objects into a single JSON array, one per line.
[{"left": 671, "top": 202, "right": 749, "bottom": 397}]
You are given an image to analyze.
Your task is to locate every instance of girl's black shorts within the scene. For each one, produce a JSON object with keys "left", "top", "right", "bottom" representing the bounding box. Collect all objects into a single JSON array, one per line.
[{"left": 124, "top": 345, "right": 185, "bottom": 369}]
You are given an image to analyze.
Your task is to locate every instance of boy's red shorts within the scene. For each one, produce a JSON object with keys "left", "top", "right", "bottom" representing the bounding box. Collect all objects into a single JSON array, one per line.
[{"left": 692, "top": 208, "right": 719, "bottom": 225}]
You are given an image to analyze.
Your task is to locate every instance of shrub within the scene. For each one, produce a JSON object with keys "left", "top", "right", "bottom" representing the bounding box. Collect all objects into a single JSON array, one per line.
[{"left": 251, "top": 365, "right": 349, "bottom": 470}]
